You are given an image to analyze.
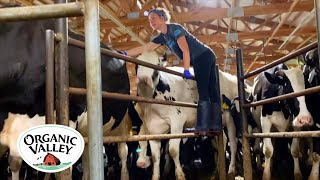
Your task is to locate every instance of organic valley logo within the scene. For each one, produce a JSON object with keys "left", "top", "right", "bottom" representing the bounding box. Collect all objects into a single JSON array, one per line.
[{"left": 18, "top": 125, "right": 85, "bottom": 173}]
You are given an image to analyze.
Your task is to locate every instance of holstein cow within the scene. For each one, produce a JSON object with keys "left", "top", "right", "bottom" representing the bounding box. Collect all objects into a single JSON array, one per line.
[
  {"left": 0, "top": 8, "right": 131, "bottom": 180},
  {"left": 134, "top": 51, "right": 251, "bottom": 180},
  {"left": 250, "top": 64, "right": 313, "bottom": 180},
  {"left": 303, "top": 49, "right": 320, "bottom": 180}
]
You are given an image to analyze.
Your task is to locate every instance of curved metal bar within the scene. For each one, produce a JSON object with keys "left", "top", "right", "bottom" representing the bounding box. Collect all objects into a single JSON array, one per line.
[
  {"left": 241, "top": 41, "right": 317, "bottom": 80},
  {"left": 69, "top": 87, "right": 198, "bottom": 108},
  {"left": 68, "top": 37, "right": 196, "bottom": 80}
]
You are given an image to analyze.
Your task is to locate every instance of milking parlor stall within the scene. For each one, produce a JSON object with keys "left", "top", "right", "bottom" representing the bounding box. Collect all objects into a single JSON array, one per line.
[{"left": 0, "top": 0, "right": 320, "bottom": 180}]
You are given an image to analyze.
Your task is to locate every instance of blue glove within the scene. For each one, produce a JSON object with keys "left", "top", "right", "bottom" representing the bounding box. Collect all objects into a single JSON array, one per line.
[
  {"left": 184, "top": 69, "right": 191, "bottom": 79},
  {"left": 120, "top": 51, "right": 127, "bottom": 56}
]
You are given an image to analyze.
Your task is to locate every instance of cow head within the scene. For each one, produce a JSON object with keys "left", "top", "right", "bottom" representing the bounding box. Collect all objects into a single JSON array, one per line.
[
  {"left": 304, "top": 49, "right": 320, "bottom": 87},
  {"left": 264, "top": 68, "right": 313, "bottom": 128},
  {"left": 136, "top": 51, "right": 165, "bottom": 98}
]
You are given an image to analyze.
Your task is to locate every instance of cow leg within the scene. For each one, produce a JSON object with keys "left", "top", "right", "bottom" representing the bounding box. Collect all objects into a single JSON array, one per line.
[
  {"left": 291, "top": 137, "right": 302, "bottom": 180},
  {"left": 8, "top": 155, "right": 22, "bottom": 180},
  {"left": 169, "top": 134, "right": 185, "bottom": 180},
  {"left": 136, "top": 124, "right": 151, "bottom": 168},
  {"left": 118, "top": 142, "right": 129, "bottom": 180},
  {"left": 252, "top": 128, "right": 263, "bottom": 174},
  {"left": 149, "top": 140, "right": 161, "bottom": 180},
  {"left": 306, "top": 137, "right": 314, "bottom": 165},
  {"left": 261, "top": 117, "right": 273, "bottom": 180},
  {"left": 308, "top": 152, "right": 320, "bottom": 180},
  {"left": 224, "top": 111, "right": 237, "bottom": 179}
]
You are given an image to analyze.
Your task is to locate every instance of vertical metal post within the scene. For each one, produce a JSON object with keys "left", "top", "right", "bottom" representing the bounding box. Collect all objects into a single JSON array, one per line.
[
  {"left": 55, "top": 0, "right": 70, "bottom": 179},
  {"left": 216, "top": 65, "right": 227, "bottom": 180},
  {"left": 84, "top": 0, "right": 104, "bottom": 179},
  {"left": 55, "top": 0, "right": 69, "bottom": 127},
  {"left": 236, "top": 48, "right": 252, "bottom": 180},
  {"left": 45, "top": 30, "right": 55, "bottom": 125},
  {"left": 315, "top": 0, "right": 320, "bottom": 61}
]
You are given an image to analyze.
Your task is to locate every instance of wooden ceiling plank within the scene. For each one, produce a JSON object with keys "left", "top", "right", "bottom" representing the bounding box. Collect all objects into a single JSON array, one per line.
[
  {"left": 112, "top": 27, "right": 315, "bottom": 49},
  {"left": 99, "top": 2, "right": 146, "bottom": 45},
  {"left": 139, "top": 0, "right": 160, "bottom": 13},
  {"left": 192, "top": 19, "right": 214, "bottom": 34},
  {"left": 164, "top": 0, "right": 178, "bottom": 22},
  {"left": 251, "top": 14, "right": 279, "bottom": 31},
  {"left": 119, "top": 0, "right": 131, "bottom": 13},
  {"left": 295, "top": 34, "right": 316, "bottom": 50},
  {"left": 98, "top": 1, "right": 313, "bottom": 29},
  {"left": 246, "top": 0, "right": 302, "bottom": 73}
]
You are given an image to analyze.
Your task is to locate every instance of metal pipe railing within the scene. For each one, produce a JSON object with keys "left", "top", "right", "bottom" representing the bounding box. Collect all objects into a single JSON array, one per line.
[
  {"left": 245, "top": 131, "right": 320, "bottom": 138},
  {"left": 69, "top": 87, "right": 198, "bottom": 108},
  {"left": 0, "top": 2, "right": 84, "bottom": 22},
  {"left": 236, "top": 48, "right": 253, "bottom": 180},
  {"left": 215, "top": 65, "right": 226, "bottom": 180},
  {"left": 243, "top": 85, "right": 320, "bottom": 108},
  {"left": 241, "top": 41, "right": 317, "bottom": 80},
  {"left": 68, "top": 37, "right": 196, "bottom": 80},
  {"left": 83, "top": 133, "right": 200, "bottom": 143}
]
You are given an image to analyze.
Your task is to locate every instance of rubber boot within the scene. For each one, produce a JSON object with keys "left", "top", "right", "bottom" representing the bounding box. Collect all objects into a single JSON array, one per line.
[
  {"left": 185, "top": 101, "right": 222, "bottom": 135},
  {"left": 210, "top": 102, "right": 222, "bottom": 132}
]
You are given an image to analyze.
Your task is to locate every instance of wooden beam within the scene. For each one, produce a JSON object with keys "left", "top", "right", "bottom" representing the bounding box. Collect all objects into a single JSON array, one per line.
[
  {"left": 196, "top": 27, "right": 315, "bottom": 44},
  {"left": 119, "top": 0, "right": 131, "bottom": 13},
  {"left": 139, "top": 0, "right": 160, "bottom": 13},
  {"left": 97, "top": 1, "right": 313, "bottom": 29},
  {"left": 192, "top": 19, "right": 215, "bottom": 34},
  {"left": 112, "top": 27, "right": 316, "bottom": 49},
  {"left": 246, "top": 0, "right": 302, "bottom": 73},
  {"left": 164, "top": 0, "right": 178, "bottom": 22}
]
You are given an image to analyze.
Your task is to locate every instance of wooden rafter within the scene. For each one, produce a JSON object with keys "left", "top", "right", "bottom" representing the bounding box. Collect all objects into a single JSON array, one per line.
[
  {"left": 97, "top": 1, "right": 313, "bottom": 30},
  {"left": 192, "top": 20, "right": 215, "bottom": 34},
  {"left": 112, "top": 27, "right": 315, "bottom": 51},
  {"left": 246, "top": 0, "right": 302, "bottom": 73}
]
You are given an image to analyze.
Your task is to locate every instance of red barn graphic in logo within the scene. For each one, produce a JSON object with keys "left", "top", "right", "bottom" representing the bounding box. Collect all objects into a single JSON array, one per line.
[{"left": 43, "top": 153, "right": 61, "bottom": 166}]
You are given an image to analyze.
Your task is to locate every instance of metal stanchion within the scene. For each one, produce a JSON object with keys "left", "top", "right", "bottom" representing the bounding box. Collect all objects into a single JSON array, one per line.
[
  {"left": 84, "top": 0, "right": 104, "bottom": 179},
  {"left": 236, "top": 48, "right": 252, "bottom": 180},
  {"left": 45, "top": 30, "right": 55, "bottom": 125}
]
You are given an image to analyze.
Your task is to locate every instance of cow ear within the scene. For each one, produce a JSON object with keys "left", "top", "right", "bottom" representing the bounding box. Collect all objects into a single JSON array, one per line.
[{"left": 264, "top": 72, "right": 282, "bottom": 84}]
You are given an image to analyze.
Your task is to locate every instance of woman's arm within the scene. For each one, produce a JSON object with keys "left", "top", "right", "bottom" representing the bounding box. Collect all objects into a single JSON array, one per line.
[
  {"left": 126, "top": 42, "right": 160, "bottom": 57},
  {"left": 177, "top": 36, "right": 190, "bottom": 70}
]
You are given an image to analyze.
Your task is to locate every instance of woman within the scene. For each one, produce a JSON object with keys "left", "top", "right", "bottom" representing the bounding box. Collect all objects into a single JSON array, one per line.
[{"left": 124, "top": 8, "right": 221, "bottom": 134}]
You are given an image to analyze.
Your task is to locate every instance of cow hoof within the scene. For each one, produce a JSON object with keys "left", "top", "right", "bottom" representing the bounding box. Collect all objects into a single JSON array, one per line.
[
  {"left": 151, "top": 175, "right": 160, "bottom": 180},
  {"left": 120, "top": 171, "right": 129, "bottom": 180},
  {"left": 227, "top": 172, "right": 235, "bottom": 180},
  {"left": 211, "top": 170, "right": 219, "bottom": 180},
  {"left": 262, "top": 173, "right": 271, "bottom": 180},
  {"left": 176, "top": 170, "right": 186, "bottom": 180},
  {"left": 294, "top": 173, "right": 302, "bottom": 180}
]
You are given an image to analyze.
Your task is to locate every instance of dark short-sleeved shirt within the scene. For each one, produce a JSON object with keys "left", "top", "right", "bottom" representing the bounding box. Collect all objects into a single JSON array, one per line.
[{"left": 152, "top": 23, "right": 211, "bottom": 63}]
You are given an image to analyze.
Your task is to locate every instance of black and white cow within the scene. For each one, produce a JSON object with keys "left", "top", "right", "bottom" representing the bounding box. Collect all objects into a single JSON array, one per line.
[
  {"left": 303, "top": 49, "right": 320, "bottom": 180},
  {"left": 0, "top": 8, "right": 132, "bottom": 180},
  {"left": 251, "top": 63, "right": 313, "bottom": 180},
  {"left": 133, "top": 51, "right": 252, "bottom": 179}
]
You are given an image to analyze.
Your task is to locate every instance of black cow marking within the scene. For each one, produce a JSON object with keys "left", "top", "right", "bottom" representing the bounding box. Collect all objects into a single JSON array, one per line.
[
  {"left": 176, "top": 108, "right": 181, "bottom": 115},
  {"left": 155, "top": 77, "right": 170, "bottom": 94},
  {"left": 253, "top": 64, "right": 299, "bottom": 121},
  {"left": 164, "top": 96, "right": 176, "bottom": 101}
]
